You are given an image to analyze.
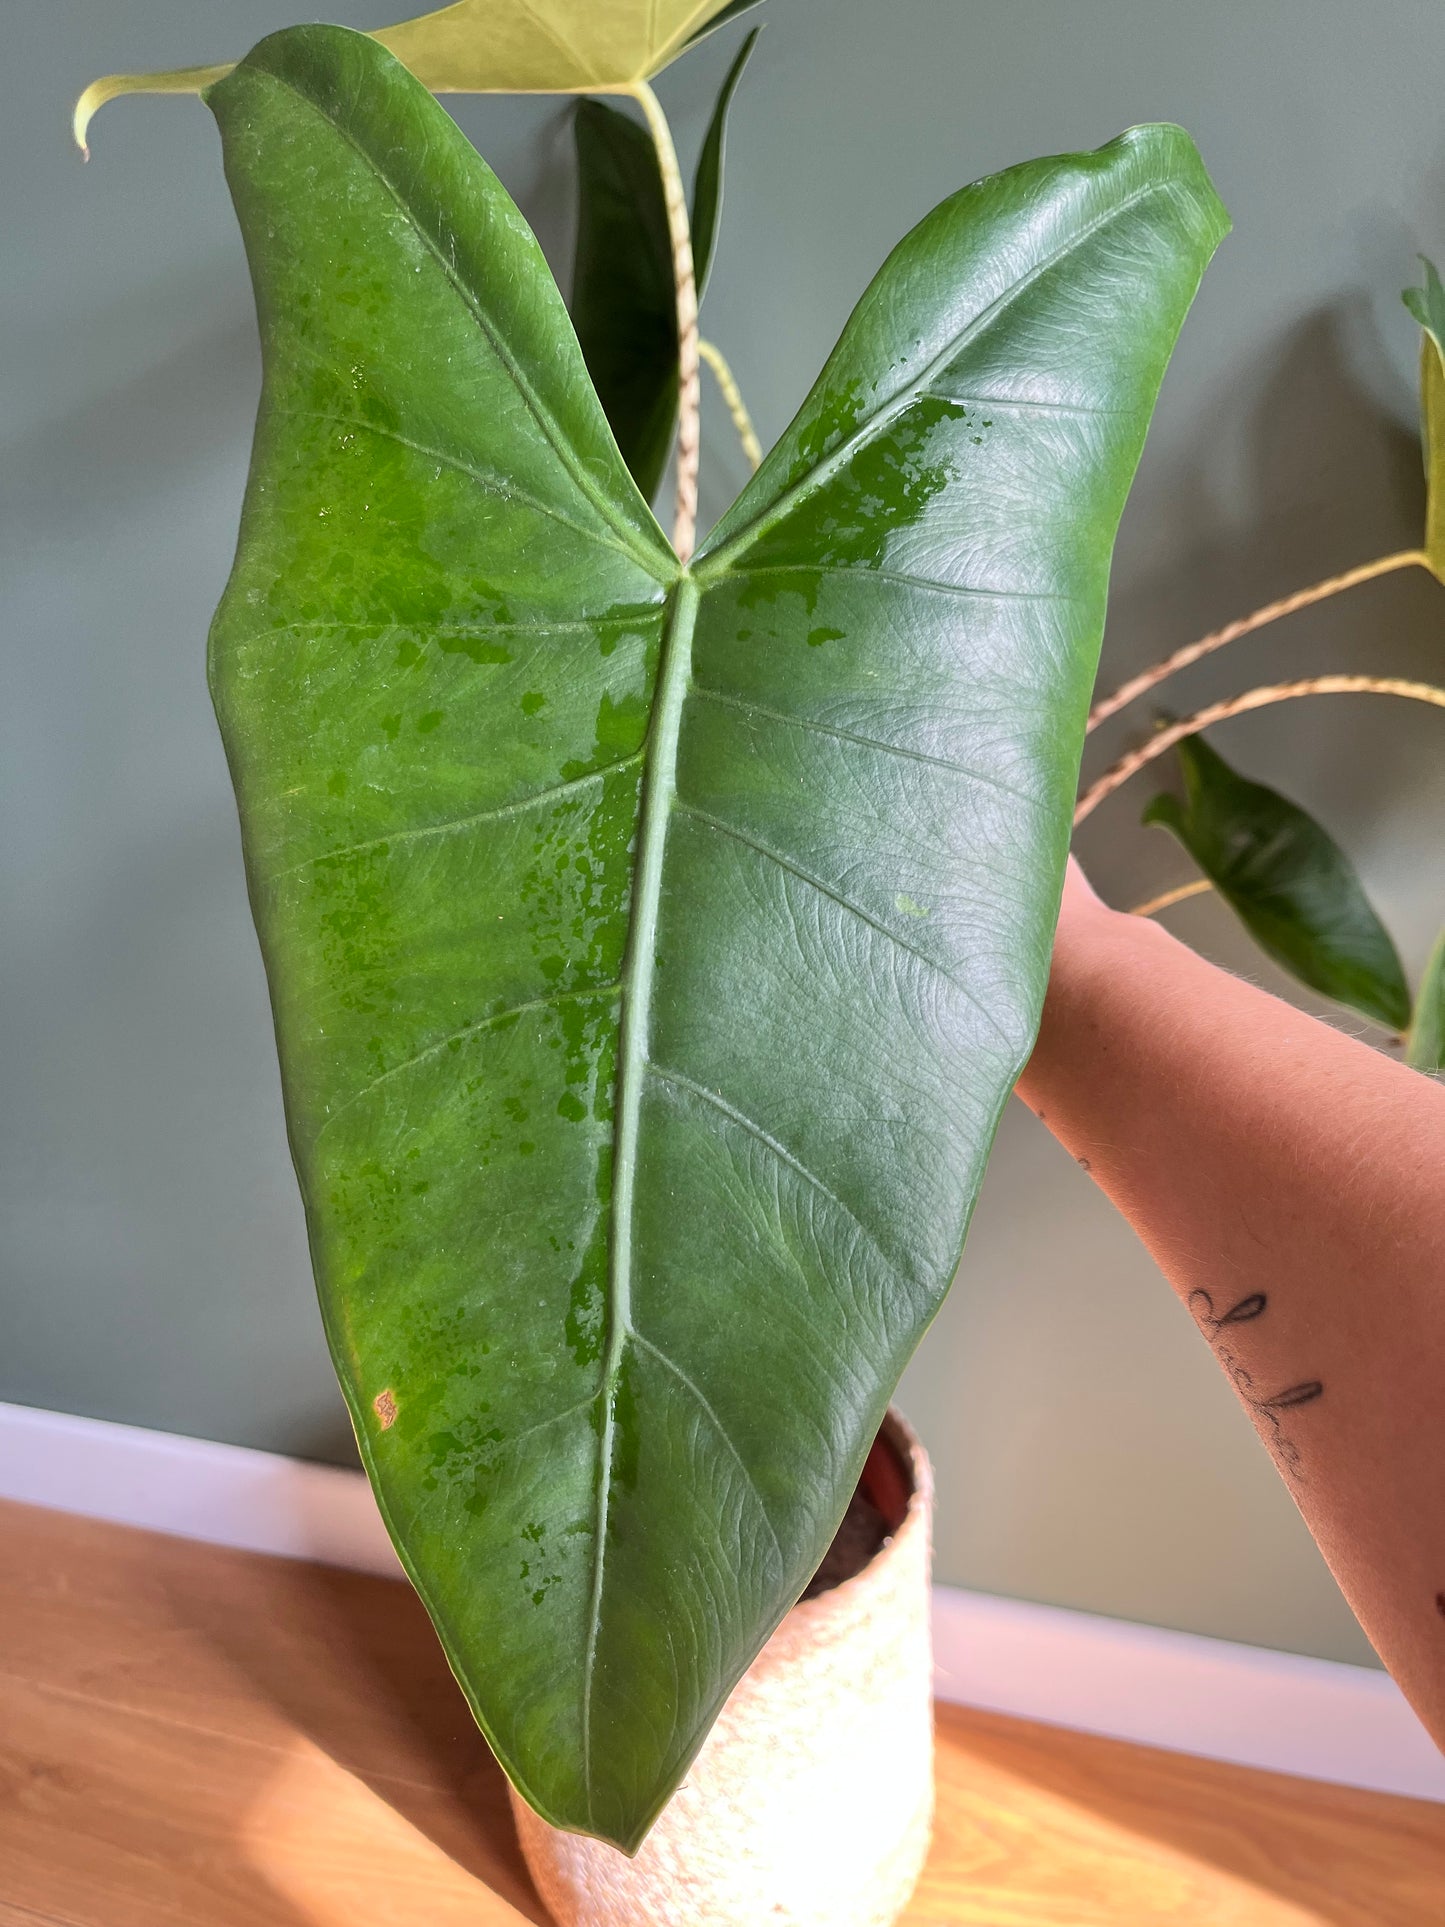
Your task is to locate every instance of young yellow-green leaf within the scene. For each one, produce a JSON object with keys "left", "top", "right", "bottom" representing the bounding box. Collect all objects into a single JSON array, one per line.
[
  {"left": 75, "top": 0, "right": 754, "bottom": 153},
  {"left": 1403, "top": 256, "right": 1445, "bottom": 582},
  {"left": 205, "top": 24, "right": 1225, "bottom": 1849},
  {"left": 1145, "top": 736, "right": 1410, "bottom": 1030},
  {"left": 378, "top": 0, "right": 750, "bottom": 90},
  {"left": 684, "top": 0, "right": 766, "bottom": 47},
  {"left": 1406, "top": 927, "right": 1445, "bottom": 1071},
  {"left": 572, "top": 30, "right": 757, "bottom": 501}
]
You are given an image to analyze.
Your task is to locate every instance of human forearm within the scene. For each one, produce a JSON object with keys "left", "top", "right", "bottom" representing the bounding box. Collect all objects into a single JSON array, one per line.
[{"left": 1017, "top": 876, "right": 1445, "bottom": 1742}]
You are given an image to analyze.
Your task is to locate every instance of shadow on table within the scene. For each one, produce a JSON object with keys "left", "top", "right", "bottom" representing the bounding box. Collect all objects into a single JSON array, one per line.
[{"left": 183, "top": 1550, "right": 556, "bottom": 1924}]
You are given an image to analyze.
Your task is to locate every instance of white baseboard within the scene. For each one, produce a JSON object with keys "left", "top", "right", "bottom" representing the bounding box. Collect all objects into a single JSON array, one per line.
[
  {"left": 932, "top": 1584, "right": 1445, "bottom": 1804},
  {"left": 3, "top": 1398, "right": 1442, "bottom": 1805},
  {"left": 0, "top": 1399, "right": 399, "bottom": 1576}
]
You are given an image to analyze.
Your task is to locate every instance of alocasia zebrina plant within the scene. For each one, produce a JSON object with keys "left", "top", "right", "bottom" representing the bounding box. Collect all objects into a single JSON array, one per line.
[{"left": 90, "top": 18, "right": 1227, "bottom": 1850}]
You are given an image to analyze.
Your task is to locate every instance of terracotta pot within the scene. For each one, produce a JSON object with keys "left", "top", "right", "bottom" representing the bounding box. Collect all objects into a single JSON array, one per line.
[{"left": 511, "top": 1409, "right": 934, "bottom": 1927}]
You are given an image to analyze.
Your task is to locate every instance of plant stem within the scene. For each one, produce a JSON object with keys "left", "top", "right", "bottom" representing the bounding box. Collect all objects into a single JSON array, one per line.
[
  {"left": 698, "top": 339, "right": 762, "bottom": 470},
  {"left": 1128, "top": 877, "right": 1215, "bottom": 918},
  {"left": 1086, "top": 550, "right": 1430, "bottom": 732},
  {"left": 1075, "top": 675, "right": 1445, "bottom": 825},
  {"left": 629, "top": 82, "right": 700, "bottom": 564}
]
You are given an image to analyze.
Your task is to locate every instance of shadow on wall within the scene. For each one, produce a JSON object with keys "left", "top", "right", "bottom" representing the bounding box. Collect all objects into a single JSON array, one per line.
[
  {"left": 907, "top": 297, "right": 1442, "bottom": 1669},
  {"left": 1082, "top": 295, "right": 1436, "bottom": 912}
]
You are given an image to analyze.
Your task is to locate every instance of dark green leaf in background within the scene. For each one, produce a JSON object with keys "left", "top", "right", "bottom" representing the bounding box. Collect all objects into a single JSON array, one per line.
[
  {"left": 207, "top": 24, "right": 1225, "bottom": 1849},
  {"left": 571, "top": 29, "right": 757, "bottom": 502},
  {"left": 1145, "top": 736, "right": 1410, "bottom": 1030},
  {"left": 690, "top": 27, "right": 757, "bottom": 295},
  {"left": 1406, "top": 927, "right": 1445, "bottom": 1071},
  {"left": 571, "top": 98, "right": 678, "bottom": 501},
  {"left": 1403, "top": 256, "right": 1445, "bottom": 581}
]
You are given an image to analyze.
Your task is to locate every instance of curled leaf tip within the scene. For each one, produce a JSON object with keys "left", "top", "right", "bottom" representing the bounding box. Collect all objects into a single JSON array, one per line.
[
  {"left": 72, "top": 64, "right": 233, "bottom": 157},
  {"left": 72, "top": 76, "right": 112, "bottom": 157}
]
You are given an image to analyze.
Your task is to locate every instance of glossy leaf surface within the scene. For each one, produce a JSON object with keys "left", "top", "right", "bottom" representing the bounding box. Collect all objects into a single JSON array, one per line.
[
  {"left": 572, "top": 31, "right": 756, "bottom": 501},
  {"left": 1145, "top": 737, "right": 1410, "bottom": 1029},
  {"left": 1407, "top": 928, "right": 1445, "bottom": 1071},
  {"left": 1404, "top": 258, "right": 1445, "bottom": 581},
  {"left": 75, "top": 0, "right": 752, "bottom": 150},
  {"left": 207, "top": 25, "right": 1225, "bottom": 1849}
]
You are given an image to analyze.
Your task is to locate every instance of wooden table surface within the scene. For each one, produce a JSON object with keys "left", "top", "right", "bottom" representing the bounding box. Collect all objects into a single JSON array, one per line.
[{"left": 1, "top": 1497, "right": 1441, "bottom": 1925}]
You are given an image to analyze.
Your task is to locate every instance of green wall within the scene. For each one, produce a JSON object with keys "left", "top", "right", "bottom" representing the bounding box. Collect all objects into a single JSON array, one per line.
[{"left": 9, "top": 0, "right": 1445, "bottom": 1669}]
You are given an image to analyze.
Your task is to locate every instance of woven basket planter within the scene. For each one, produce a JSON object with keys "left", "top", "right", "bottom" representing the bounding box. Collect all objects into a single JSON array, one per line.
[{"left": 510, "top": 1408, "right": 934, "bottom": 1927}]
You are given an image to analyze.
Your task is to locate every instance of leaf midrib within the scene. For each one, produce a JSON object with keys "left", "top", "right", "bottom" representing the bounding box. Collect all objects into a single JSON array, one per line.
[{"left": 582, "top": 572, "right": 699, "bottom": 1820}]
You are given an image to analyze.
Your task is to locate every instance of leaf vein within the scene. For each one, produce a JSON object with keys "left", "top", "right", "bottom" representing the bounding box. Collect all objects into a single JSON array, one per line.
[
  {"left": 688, "top": 683, "right": 1042, "bottom": 802},
  {"left": 283, "top": 408, "right": 646, "bottom": 563},
  {"left": 646, "top": 1060, "right": 913, "bottom": 1290},
  {"left": 933, "top": 391, "right": 1136, "bottom": 418},
  {"left": 266, "top": 752, "right": 644, "bottom": 883},
  {"left": 715, "top": 562, "right": 1070, "bottom": 605},
  {"left": 314, "top": 980, "right": 621, "bottom": 1140},
  {"left": 251, "top": 66, "right": 674, "bottom": 580},
  {"left": 629, "top": 1331, "right": 785, "bottom": 1573},
  {"left": 230, "top": 613, "right": 661, "bottom": 649},
  {"left": 672, "top": 801, "right": 1017, "bottom": 1053}
]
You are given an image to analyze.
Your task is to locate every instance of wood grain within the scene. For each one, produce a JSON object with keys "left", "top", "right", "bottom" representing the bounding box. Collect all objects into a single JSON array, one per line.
[{"left": 0, "top": 1498, "right": 1440, "bottom": 1925}]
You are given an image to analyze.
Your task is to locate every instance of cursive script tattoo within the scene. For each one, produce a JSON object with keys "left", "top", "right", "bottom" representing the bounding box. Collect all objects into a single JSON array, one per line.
[{"left": 1188, "top": 1289, "right": 1323, "bottom": 1480}]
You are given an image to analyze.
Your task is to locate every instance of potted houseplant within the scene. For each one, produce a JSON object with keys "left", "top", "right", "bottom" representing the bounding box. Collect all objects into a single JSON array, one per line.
[{"left": 76, "top": 5, "right": 1227, "bottom": 1918}]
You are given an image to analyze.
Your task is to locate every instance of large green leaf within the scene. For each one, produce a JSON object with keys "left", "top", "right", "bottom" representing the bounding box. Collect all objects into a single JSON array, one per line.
[
  {"left": 1407, "top": 927, "right": 1445, "bottom": 1071},
  {"left": 1403, "top": 257, "right": 1445, "bottom": 582},
  {"left": 75, "top": 0, "right": 753, "bottom": 151},
  {"left": 1145, "top": 736, "right": 1410, "bottom": 1030},
  {"left": 572, "top": 31, "right": 757, "bottom": 502},
  {"left": 205, "top": 25, "right": 1225, "bottom": 1849}
]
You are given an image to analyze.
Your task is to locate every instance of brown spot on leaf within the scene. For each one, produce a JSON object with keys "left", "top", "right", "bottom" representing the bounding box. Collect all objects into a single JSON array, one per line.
[{"left": 374, "top": 1389, "right": 398, "bottom": 1430}]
